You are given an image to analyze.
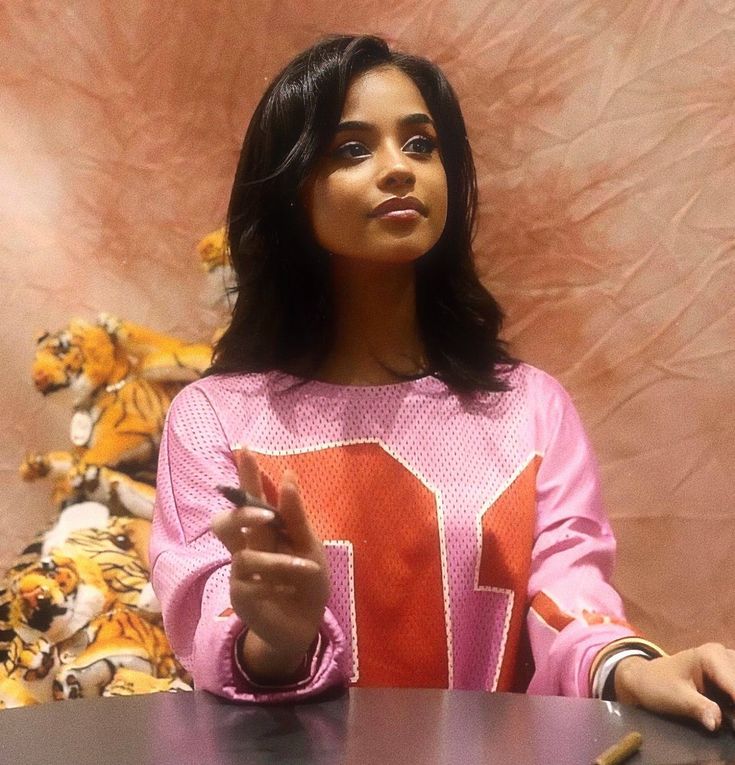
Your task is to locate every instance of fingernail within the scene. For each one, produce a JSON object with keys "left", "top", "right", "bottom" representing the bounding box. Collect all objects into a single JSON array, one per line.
[
  {"left": 283, "top": 468, "right": 299, "bottom": 487},
  {"left": 292, "top": 558, "right": 317, "bottom": 570},
  {"left": 252, "top": 508, "right": 275, "bottom": 522},
  {"left": 704, "top": 710, "right": 718, "bottom": 731}
]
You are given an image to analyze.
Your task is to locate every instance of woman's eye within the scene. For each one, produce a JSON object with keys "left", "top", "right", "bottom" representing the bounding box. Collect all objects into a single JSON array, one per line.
[
  {"left": 334, "top": 142, "right": 370, "bottom": 160},
  {"left": 403, "top": 135, "right": 437, "bottom": 155}
]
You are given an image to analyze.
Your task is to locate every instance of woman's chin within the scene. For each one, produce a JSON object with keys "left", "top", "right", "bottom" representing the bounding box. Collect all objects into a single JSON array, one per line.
[{"left": 330, "top": 247, "right": 427, "bottom": 267}]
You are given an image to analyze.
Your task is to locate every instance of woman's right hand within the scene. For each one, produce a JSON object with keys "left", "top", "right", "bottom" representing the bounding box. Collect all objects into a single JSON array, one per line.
[{"left": 212, "top": 447, "right": 330, "bottom": 683}]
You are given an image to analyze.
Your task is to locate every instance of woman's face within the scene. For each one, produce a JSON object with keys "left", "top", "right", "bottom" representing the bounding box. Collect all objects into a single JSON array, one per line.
[{"left": 304, "top": 66, "right": 448, "bottom": 264}]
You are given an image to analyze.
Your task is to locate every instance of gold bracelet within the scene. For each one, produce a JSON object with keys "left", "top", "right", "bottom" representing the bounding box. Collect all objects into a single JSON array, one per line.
[{"left": 589, "top": 636, "right": 668, "bottom": 693}]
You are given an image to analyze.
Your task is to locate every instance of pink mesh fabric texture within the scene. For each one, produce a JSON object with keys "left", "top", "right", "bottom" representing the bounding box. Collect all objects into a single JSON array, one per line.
[{"left": 150, "top": 363, "right": 637, "bottom": 702}]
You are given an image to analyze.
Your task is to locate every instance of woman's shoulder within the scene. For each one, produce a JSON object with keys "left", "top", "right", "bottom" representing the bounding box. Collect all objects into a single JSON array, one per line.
[
  {"left": 500, "top": 361, "right": 570, "bottom": 401},
  {"left": 491, "top": 362, "right": 580, "bottom": 433},
  {"left": 167, "top": 371, "right": 271, "bottom": 414},
  {"left": 501, "top": 362, "right": 588, "bottom": 447}
]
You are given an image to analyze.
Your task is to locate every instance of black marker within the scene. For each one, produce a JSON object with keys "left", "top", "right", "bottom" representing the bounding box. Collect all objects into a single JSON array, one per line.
[{"left": 216, "top": 485, "right": 284, "bottom": 529}]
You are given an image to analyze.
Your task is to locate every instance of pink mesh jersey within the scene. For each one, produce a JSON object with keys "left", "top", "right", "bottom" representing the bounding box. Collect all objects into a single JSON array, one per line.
[{"left": 150, "top": 363, "right": 637, "bottom": 703}]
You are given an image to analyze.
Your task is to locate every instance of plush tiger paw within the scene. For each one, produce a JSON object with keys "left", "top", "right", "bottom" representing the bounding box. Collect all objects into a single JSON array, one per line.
[
  {"left": 68, "top": 463, "right": 100, "bottom": 491},
  {"left": 17, "top": 638, "right": 57, "bottom": 682},
  {"left": 53, "top": 654, "right": 121, "bottom": 700},
  {"left": 96, "top": 312, "right": 122, "bottom": 337},
  {"left": 103, "top": 668, "right": 192, "bottom": 697},
  {"left": 52, "top": 672, "right": 83, "bottom": 700},
  {"left": 19, "top": 453, "right": 51, "bottom": 481},
  {"left": 19, "top": 450, "right": 74, "bottom": 482}
]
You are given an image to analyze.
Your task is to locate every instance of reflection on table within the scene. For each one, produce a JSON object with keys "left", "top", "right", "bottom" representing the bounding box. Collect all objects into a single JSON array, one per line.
[{"left": 2, "top": 688, "right": 734, "bottom": 764}]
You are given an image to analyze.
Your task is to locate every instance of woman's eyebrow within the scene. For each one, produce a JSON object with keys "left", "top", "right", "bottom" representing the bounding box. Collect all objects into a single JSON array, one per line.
[
  {"left": 402, "top": 113, "right": 434, "bottom": 127},
  {"left": 334, "top": 120, "right": 372, "bottom": 133},
  {"left": 334, "top": 113, "right": 435, "bottom": 133}
]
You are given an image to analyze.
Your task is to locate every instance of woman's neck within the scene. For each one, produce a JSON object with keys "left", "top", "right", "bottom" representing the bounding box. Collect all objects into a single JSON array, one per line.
[{"left": 316, "top": 257, "right": 426, "bottom": 386}]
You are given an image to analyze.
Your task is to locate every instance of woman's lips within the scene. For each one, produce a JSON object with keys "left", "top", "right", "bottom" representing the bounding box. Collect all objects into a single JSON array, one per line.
[{"left": 370, "top": 196, "right": 428, "bottom": 219}]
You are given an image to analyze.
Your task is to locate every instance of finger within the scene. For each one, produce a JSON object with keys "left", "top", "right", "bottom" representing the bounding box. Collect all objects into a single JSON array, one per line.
[
  {"left": 277, "top": 471, "right": 318, "bottom": 551},
  {"left": 663, "top": 682, "right": 722, "bottom": 732},
  {"left": 699, "top": 643, "right": 735, "bottom": 704},
  {"left": 232, "top": 548, "right": 321, "bottom": 583},
  {"left": 211, "top": 507, "right": 275, "bottom": 554},
  {"left": 230, "top": 446, "right": 278, "bottom": 552},
  {"left": 212, "top": 510, "right": 248, "bottom": 554},
  {"left": 233, "top": 445, "right": 264, "bottom": 499},
  {"left": 231, "top": 578, "right": 297, "bottom": 599},
  {"left": 217, "top": 485, "right": 284, "bottom": 552},
  {"left": 246, "top": 519, "right": 279, "bottom": 555}
]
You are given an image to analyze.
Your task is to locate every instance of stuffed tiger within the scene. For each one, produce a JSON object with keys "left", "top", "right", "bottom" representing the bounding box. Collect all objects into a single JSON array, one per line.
[
  {"left": 0, "top": 510, "right": 153, "bottom": 678},
  {"left": 52, "top": 607, "right": 184, "bottom": 701},
  {"left": 0, "top": 548, "right": 112, "bottom": 705},
  {"left": 0, "top": 635, "right": 55, "bottom": 708},
  {"left": 0, "top": 535, "right": 45, "bottom": 669},
  {"left": 103, "top": 667, "right": 192, "bottom": 696},
  {"left": 52, "top": 516, "right": 155, "bottom": 614},
  {"left": 10, "top": 550, "right": 114, "bottom": 647},
  {"left": 20, "top": 318, "right": 177, "bottom": 511},
  {"left": 95, "top": 228, "right": 231, "bottom": 379},
  {"left": 1, "top": 607, "right": 186, "bottom": 705},
  {"left": 97, "top": 313, "right": 213, "bottom": 383},
  {"left": 0, "top": 531, "right": 189, "bottom": 706}
]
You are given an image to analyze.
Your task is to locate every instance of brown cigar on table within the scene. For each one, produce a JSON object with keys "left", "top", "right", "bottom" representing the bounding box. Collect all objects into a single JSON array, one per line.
[
  {"left": 217, "top": 485, "right": 285, "bottom": 529},
  {"left": 593, "top": 731, "right": 642, "bottom": 765}
]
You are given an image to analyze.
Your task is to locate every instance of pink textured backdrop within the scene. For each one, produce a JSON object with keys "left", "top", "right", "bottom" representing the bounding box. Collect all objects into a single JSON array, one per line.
[{"left": 1, "top": 1, "right": 733, "bottom": 652}]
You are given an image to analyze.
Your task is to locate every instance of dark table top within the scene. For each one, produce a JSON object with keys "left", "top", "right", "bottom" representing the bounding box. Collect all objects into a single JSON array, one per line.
[{"left": 2, "top": 688, "right": 734, "bottom": 765}]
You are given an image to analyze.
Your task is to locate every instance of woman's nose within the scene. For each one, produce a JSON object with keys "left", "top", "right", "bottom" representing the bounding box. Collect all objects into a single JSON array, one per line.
[{"left": 377, "top": 147, "right": 415, "bottom": 189}]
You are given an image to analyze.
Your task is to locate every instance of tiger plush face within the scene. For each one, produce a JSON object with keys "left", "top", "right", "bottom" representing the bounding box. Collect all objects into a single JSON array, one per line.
[
  {"left": 60, "top": 517, "right": 154, "bottom": 613},
  {"left": 32, "top": 319, "right": 129, "bottom": 403},
  {"left": 9, "top": 551, "right": 113, "bottom": 646}
]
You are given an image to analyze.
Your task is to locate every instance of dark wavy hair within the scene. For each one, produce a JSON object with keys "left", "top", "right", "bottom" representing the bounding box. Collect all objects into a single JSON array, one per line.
[{"left": 209, "top": 34, "right": 517, "bottom": 392}]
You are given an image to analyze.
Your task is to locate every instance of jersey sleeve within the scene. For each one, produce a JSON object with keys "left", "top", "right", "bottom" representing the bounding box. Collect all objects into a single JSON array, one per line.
[
  {"left": 149, "top": 383, "right": 348, "bottom": 703},
  {"left": 525, "top": 370, "right": 638, "bottom": 697}
]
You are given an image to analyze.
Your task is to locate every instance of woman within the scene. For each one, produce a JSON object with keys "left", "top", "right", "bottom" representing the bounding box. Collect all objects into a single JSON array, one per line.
[{"left": 151, "top": 34, "right": 735, "bottom": 728}]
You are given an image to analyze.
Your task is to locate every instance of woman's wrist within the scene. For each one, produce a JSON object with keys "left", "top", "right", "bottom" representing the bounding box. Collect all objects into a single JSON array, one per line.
[
  {"left": 613, "top": 655, "right": 650, "bottom": 705},
  {"left": 239, "top": 630, "right": 312, "bottom": 686},
  {"left": 590, "top": 636, "right": 668, "bottom": 700}
]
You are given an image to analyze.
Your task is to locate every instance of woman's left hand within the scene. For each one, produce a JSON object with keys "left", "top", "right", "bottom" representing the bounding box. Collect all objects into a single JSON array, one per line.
[{"left": 614, "top": 642, "right": 735, "bottom": 731}]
